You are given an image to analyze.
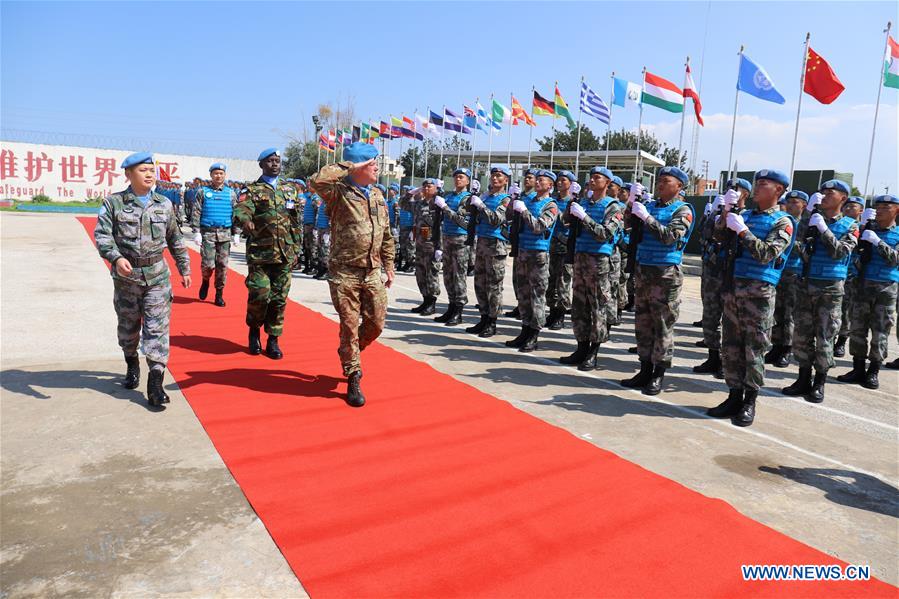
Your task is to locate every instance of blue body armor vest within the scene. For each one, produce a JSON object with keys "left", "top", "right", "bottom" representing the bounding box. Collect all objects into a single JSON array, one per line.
[
  {"left": 386, "top": 198, "right": 397, "bottom": 227},
  {"left": 862, "top": 226, "right": 899, "bottom": 283},
  {"left": 806, "top": 216, "right": 854, "bottom": 280},
  {"left": 476, "top": 193, "right": 510, "bottom": 240},
  {"left": 552, "top": 196, "right": 571, "bottom": 241},
  {"left": 302, "top": 194, "right": 317, "bottom": 224},
  {"left": 635, "top": 200, "right": 696, "bottom": 266},
  {"left": 198, "top": 187, "right": 233, "bottom": 228},
  {"left": 441, "top": 191, "right": 470, "bottom": 236},
  {"left": 315, "top": 196, "right": 330, "bottom": 228},
  {"left": 518, "top": 195, "right": 554, "bottom": 252},
  {"left": 575, "top": 196, "right": 617, "bottom": 255},
  {"left": 733, "top": 211, "right": 796, "bottom": 285}
]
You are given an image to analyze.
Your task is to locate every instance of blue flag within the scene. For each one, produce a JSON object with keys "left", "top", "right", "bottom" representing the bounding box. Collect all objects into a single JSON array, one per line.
[{"left": 737, "top": 54, "right": 786, "bottom": 104}]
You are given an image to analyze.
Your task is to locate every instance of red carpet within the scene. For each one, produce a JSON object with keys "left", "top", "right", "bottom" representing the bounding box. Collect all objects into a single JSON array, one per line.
[{"left": 79, "top": 218, "right": 894, "bottom": 597}]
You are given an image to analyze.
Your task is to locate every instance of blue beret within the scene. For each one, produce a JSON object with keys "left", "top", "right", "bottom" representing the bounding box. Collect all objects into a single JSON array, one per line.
[
  {"left": 785, "top": 190, "right": 809, "bottom": 202},
  {"left": 846, "top": 196, "right": 865, "bottom": 206},
  {"left": 754, "top": 169, "right": 790, "bottom": 188},
  {"left": 589, "top": 166, "right": 614, "bottom": 179},
  {"left": 374, "top": 183, "right": 387, "bottom": 193},
  {"left": 536, "top": 169, "right": 557, "bottom": 182},
  {"left": 209, "top": 162, "right": 227, "bottom": 173},
  {"left": 422, "top": 178, "right": 438, "bottom": 186},
  {"left": 659, "top": 166, "right": 688, "bottom": 186},
  {"left": 401, "top": 185, "right": 412, "bottom": 191},
  {"left": 556, "top": 170, "right": 577, "bottom": 183},
  {"left": 453, "top": 167, "right": 472, "bottom": 178},
  {"left": 874, "top": 194, "right": 899, "bottom": 205},
  {"left": 343, "top": 141, "right": 379, "bottom": 164},
  {"left": 820, "top": 179, "right": 850, "bottom": 195},
  {"left": 611, "top": 176, "right": 624, "bottom": 187},
  {"left": 295, "top": 179, "right": 306, "bottom": 187},
  {"left": 389, "top": 183, "right": 400, "bottom": 191},
  {"left": 525, "top": 168, "right": 539, "bottom": 176},
  {"left": 258, "top": 147, "right": 280, "bottom": 161},
  {"left": 777, "top": 194, "right": 787, "bottom": 205},
  {"left": 727, "top": 178, "right": 752, "bottom": 193},
  {"left": 490, "top": 166, "right": 512, "bottom": 177},
  {"left": 121, "top": 151, "right": 154, "bottom": 170},
  {"left": 622, "top": 182, "right": 632, "bottom": 191}
]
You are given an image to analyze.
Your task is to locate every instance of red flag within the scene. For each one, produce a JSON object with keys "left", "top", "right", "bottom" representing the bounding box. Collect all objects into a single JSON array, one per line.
[
  {"left": 683, "top": 64, "right": 704, "bottom": 126},
  {"left": 511, "top": 96, "right": 536, "bottom": 126},
  {"left": 803, "top": 46, "right": 844, "bottom": 104},
  {"left": 157, "top": 165, "right": 171, "bottom": 181}
]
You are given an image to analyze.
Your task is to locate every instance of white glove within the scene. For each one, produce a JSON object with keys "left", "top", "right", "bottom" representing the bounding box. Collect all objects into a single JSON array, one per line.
[
  {"left": 861, "top": 229, "right": 881, "bottom": 245},
  {"left": 570, "top": 182, "right": 581, "bottom": 196},
  {"left": 806, "top": 192, "right": 823, "bottom": 212},
  {"left": 711, "top": 195, "right": 724, "bottom": 213},
  {"left": 641, "top": 190, "right": 652, "bottom": 203},
  {"left": 231, "top": 234, "right": 240, "bottom": 245},
  {"left": 434, "top": 196, "right": 447, "bottom": 209},
  {"left": 469, "top": 195, "right": 484, "bottom": 209},
  {"left": 322, "top": 232, "right": 330, "bottom": 244},
  {"left": 512, "top": 199, "right": 526, "bottom": 213},
  {"left": 285, "top": 200, "right": 295, "bottom": 209},
  {"left": 861, "top": 208, "right": 876, "bottom": 222},
  {"left": 627, "top": 183, "right": 644, "bottom": 204},
  {"left": 509, "top": 184, "right": 521, "bottom": 195},
  {"left": 726, "top": 212, "right": 748, "bottom": 235},
  {"left": 470, "top": 180, "right": 481, "bottom": 193},
  {"left": 193, "top": 232, "right": 202, "bottom": 245},
  {"left": 809, "top": 213, "right": 827, "bottom": 233},
  {"left": 631, "top": 201, "right": 649, "bottom": 221},
  {"left": 436, "top": 180, "right": 445, "bottom": 189},
  {"left": 569, "top": 202, "right": 587, "bottom": 220},
  {"left": 722, "top": 188, "right": 740, "bottom": 208},
  {"left": 434, "top": 249, "right": 443, "bottom": 261},
  {"left": 586, "top": 190, "right": 594, "bottom": 199},
  {"left": 703, "top": 202, "right": 713, "bottom": 216}
]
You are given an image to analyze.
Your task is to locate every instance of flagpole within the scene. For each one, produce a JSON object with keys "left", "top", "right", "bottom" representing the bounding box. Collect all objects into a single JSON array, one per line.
[
  {"left": 677, "top": 56, "right": 689, "bottom": 161},
  {"left": 410, "top": 109, "right": 418, "bottom": 186},
  {"left": 788, "top": 33, "right": 811, "bottom": 186},
  {"left": 470, "top": 98, "right": 479, "bottom": 179},
  {"left": 574, "top": 76, "right": 584, "bottom": 178},
  {"left": 863, "top": 21, "right": 892, "bottom": 198},
  {"left": 455, "top": 106, "right": 464, "bottom": 171},
  {"left": 689, "top": 0, "right": 712, "bottom": 192},
  {"left": 486, "top": 93, "right": 495, "bottom": 177},
  {"left": 549, "top": 81, "right": 558, "bottom": 171},
  {"left": 606, "top": 71, "right": 614, "bottom": 168},
  {"left": 633, "top": 68, "right": 646, "bottom": 181},
  {"left": 437, "top": 107, "right": 447, "bottom": 181},
  {"left": 423, "top": 106, "right": 430, "bottom": 178},
  {"left": 506, "top": 92, "right": 514, "bottom": 167},
  {"left": 527, "top": 85, "right": 535, "bottom": 169},
  {"left": 726, "top": 47, "right": 743, "bottom": 188}
]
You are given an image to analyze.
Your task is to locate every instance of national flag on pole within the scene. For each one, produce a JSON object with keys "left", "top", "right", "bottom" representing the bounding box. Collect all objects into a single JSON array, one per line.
[
  {"left": 477, "top": 102, "right": 500, "bottom": 131},
  {"left": 885, "top": 35, "right": 899, "bottom": 88},
  {"left": 532, "top": 90, "right": 555, "bottom": 116},
  {"left": 390, "top": 116, "right": 405, "bottom": 138},
  {"left": 683, "top": 64, "right": 704, "bottom": 126},
  {"left": 403, "top": 116, "right": 423, "bottom": 140},
  {"left": 492, "top": 99, "right": 511, "bottom": 125},
  {"left": 737, "top": 53, "right": 786, "bottom": 104},
  {"left": 612, "top": 77, "right": 642, "bottom": 108},
  {"left": 444, "top": 108, "right": 472, "bottom": 134},
  {"left": 463, "top": 106, "right": 484, "bottom": 133},
  {"left": 642, "top": 71, "right": 684, "bottom": 113},
  {"left": 429, "top": 110, "right": 444, "bottom": 128},
  {"left": 368, "top": 123, "right": 379, "bottom": 143},
  {"left": 416, "top": 113, "right": 440, "bottom": 137},
  {"left": 510, "top": 95, "right": 536, "bottom": 125},
  {"left": 353, "top": 125, "right": 362, "bottom": 143},
  {"left": 579, "top": 80, "right": 611, "bottom": 125},
  {"left": 343, "top": 130, "right": 353, "bottom": 145},
  {"left": 320, "top": 130, "right": 335, "bottom": 152},
  {"left": 554, "top": 85, "right": 576, "bottom": 127},
  {"left": 379, "top": 121, "right": 394, "bottom": 139},
  {"left": 804, "top": 46, "right": 845, "bottom": 104}
]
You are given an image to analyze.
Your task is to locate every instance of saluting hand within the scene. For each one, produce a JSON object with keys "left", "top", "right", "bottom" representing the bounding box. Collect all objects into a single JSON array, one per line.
[{"left": 349, "top": 158, "right": 376, "bottom": 173}]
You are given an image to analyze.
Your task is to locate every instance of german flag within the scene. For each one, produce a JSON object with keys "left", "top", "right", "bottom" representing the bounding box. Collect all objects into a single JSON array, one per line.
[{"left": 533, "top": 90, "right": 555, "bottom": 117}]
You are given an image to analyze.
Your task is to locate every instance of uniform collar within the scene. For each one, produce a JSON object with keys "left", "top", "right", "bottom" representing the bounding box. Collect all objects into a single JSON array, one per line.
[{"left": 259, "top": 175, "right": 279, "bottom": 188}]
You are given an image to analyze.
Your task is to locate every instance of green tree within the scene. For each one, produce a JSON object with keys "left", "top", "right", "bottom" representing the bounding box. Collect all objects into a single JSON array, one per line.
[
  {"left": 281, "top": 139, "right": 323, "bottom": 180},
  {"left": 398, "top": 136, "right": 472, "bottom": 183}
]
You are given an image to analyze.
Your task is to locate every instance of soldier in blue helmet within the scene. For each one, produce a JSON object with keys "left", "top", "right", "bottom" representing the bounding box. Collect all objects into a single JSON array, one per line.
[
  {"left": 506, "top": 168, "right": 539, "bottom": 319},
  {"left": 833, "top": 195, "right": 866, "bottom": 357},
  {"left": 768, "top": 190, "right": 809, "bottom": 368},
  {"left": 191, "top": 162, "right": 239, "bottom": 307}
]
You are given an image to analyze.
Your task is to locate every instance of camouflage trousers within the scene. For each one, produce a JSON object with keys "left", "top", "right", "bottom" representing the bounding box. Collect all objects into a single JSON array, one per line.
[
  {"left": 468, "top": 237, "right": 476, "bottom": 272},
  {"left": 514, "top": 249, "right": 549, "bottom": 330},
  {"left": 608, "top": 248, "right": 621, "bottom": 325},
  {"left": 771, "top": 271, "right": 800, "bottom": 346},
  {"left": 245, "top": 261, "right": 292, "bottom": 336},
  {"left": 441, "top": 235, "right": 469, "bottom": 305},
  {"left": 328, "top": 265, "right": 387, "bottom": 376},
  {"left": 314, "top": 227, "right": 330, "bottom": 271},
  {"left": 474, "top": 237, "right": 508, "bottom": 318},
  {"left": 619, "top": 249, "right": 632, "bottom": 309},
  {"left": 546, "top": 249, "right": 573, "bottom": 311},
  {"left": 302, "top": 224, "right": 316, "bottom": 266},
  {"left": 793, "top": 279, "right": 844, "bottom": 372},
  {"left": 571, "top": 253, "right": 611, "bottom": 345},
  {"left": 113, "top": 277, "right": 172, "bottom": 371},
  {"left": 414, "top": 238, "right": 441, "bottom": 298},
  {"left": 200, "top": 230, "right": 231, "bottom": 290},
  {"left": 634, "top": 264, "right": 683, "bottom": 366},
  {"left": 699, "top": 264, "right": 725, "bottom": 350},
  {"left": 721, "top": 279, "right": 776, "bottom": 391},
  {"left": 839, "top": 276, "right": 856, "bottom": 337},
  {"left": 849, "top": 280, "right": 897, "bottom": 363},
  {"left": 399, "top": 227, "right": 414, "bottom": 266},
  {"left": 511, "top": 257, "right": 520, "bottom": 303}
]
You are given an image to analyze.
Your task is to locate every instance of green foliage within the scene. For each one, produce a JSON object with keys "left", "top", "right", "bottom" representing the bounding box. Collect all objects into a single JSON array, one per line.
[
  {"left": 398, "top": 136, "right": 472, "bottom": 183},
  {"left": 31, "top": 194, "right": 52, "bottom": 203},
  {"left": 281, "top": 140, "right": 322, "bottom": 180}
]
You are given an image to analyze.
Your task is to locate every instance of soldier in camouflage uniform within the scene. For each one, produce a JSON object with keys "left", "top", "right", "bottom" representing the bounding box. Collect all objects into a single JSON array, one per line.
[
  {"left": 834, "top": 196, "right": 864, "bottom": 357},
  {"left": 545, "top": 171, "right": 576, "bottom": 330},
  {"left": 621, "top": 167, "right": 695, "bottom": 396},
  {"left": 837, "top": 194, "right": 899, "bottom": 389},
  {"left": 617, "top": 183, "right": 634, "bottom": 312},
  {"left": 310, "top": 142, "right": 395, "bottom": 407},
  {"left": 400, "top": 179, "right": 442, "bottom": 315},
  {"left": 560, "top": 166, "right": 624, "bottom": 370},
  {"left": 707, "top": 170, "right": 795, "bottom": 427},
  {"left": 397, "top": 185, "right": 415, "bottom": 272},
  {"left": 505, "top": 170, "right": 559, "bottom": 352},
  {"left": 94, "top": 151, "right": 191, "bottom": 409},
  {"left": 301, "top": 185, "right": 321, "bottom": 274},
  {"left": 312, "top": 190, "right": 331, "bottom": 280},
  {"left": 466, "top": 166, "right": 512, "bottom": 338},
  {"left": 506, "top": 169, "right": 538, "bottom": 319},
  {"left": 190, "top": 162, "right": 238, "bottom": 307},
  {"left": 233, "top": 148, "right": 301, "bottom": 360},
  {"left": 433, "top": 168, "right": 473, "bottom": 326},
  {"left": 782, "top": 180, "right": 858, "bottom": 404},
  {"left": 768, "top": 190, "right": 809, "bottom": 368}
]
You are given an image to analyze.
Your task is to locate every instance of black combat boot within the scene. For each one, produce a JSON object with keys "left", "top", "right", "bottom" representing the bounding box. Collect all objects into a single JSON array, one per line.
[
  {"left": 691, "top": 319, "right": 703, "bottom": 327},
  {"left": 433, "top": 303, "right": 454, "bottom": 323},
  {"left": 518, "top": 327, "right": 539, "bottom": 353},
  {"left": 199, "top": 278, "right": 210, "bottom": 300},
  {"left": 147, "top": 369, "right": 168, "bottom": 409},
  {"left": 863, "top": 361, "right": 880, "bottom": 390},
  {"left": 773, "top": 346, "right": 792, "bottom": 368},
  {"left": 466, "top": 315, "right": 488, "bottom": 334},
  {"left": 265, "top": 336, "right": 283, "bottom": 360},
  {"left": 837, "top": 357, "right": 866, "bottom": 384},
  {"left": 733, "top": 389, "right": 757, "bottom": 427},
  {"left": 248, "top": 326, "right": 262, "bottom": 355},
  {"left": 707, "top": 388, "right": 744, "bottom": 418},
  {"left": 627, "top": 346, "right": 638, "bottom": 354},
  {"left": 123, "top": 356, "right": 140, "bottom": 390},
  {"left": 695, "top": 339, "right": 708, "bottom": 348},
  {"left": 806, "top": 370, "right": 826, "bottom": 404},
  {"left": 410, "top": 296, "right": 427, "bottom": 313},
  {"left": 621, "top": 360, "right": 653, "bottom": 388},
  {"left": 624, "top": 295, "right": 635, "bottom": 311},
  {"left": 444, "top": 304, "right": 464, "bottom": 326},
  {"left": 886, "top": 357, "right": 899, "bottom": 370},
  {"left": 478, "top": 318, "right": 497, "bottom": 338},
  {"left": 693, "top": 349, "right": 721, "bottom": 375},
  {"left": 302, "top": 256, "right": 313, "bottom": 274},
  {"left": 419, "top": 296, "right": 437, "bottom": 316},
  {"left": 782, "top": 366, "right": 812, "bottom": 396},
  {"left": 764, "top": 344, "right": 782, "bottom": 365},
  {"left": 505, "top": 306, "right": 521, "bottom": 319},
  {"left": 546, "top": 308, "right": 564, "bottom": 331},
  {"left": 560, "top": 341, "right": 590, "bottom": 365},
  {"left": 346, "top": 371, "right": 365, "bottom": 407},
  {"left": 506, "top": 325, "right": 529, "bottom": 348},
  {"left": 214, "top": 289, "right": 225, "bottom": 307},
  {"left": 833, "top": 336, "right": 847, "bottom": 358},
  {"left": 578, "top": 343, "right": 600, "bottom": 371},
  {"left": 643, "top": 363, "right": 667, "bottom": 396},
  {"left": 314, "top": 267, "right": 329, "bottom": 280}
]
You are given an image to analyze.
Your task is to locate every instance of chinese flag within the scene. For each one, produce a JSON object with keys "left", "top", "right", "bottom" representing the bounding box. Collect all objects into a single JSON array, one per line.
[
  {"left": 157, "top": 165, "right": 172, "bottom": 181},
  {"left": 804, "top": 46, "right": 844, "bottom": 104}
]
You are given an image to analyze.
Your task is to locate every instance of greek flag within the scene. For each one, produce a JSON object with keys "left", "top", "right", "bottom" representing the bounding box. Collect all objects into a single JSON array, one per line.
[{"left": 580, "top": 81, "right": 610, "bottom": 125}]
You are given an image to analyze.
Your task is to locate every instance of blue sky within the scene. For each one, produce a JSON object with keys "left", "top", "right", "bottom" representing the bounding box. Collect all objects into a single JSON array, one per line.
[{"left": 2, "top": 1, "right": 897, "bottom": 193}]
